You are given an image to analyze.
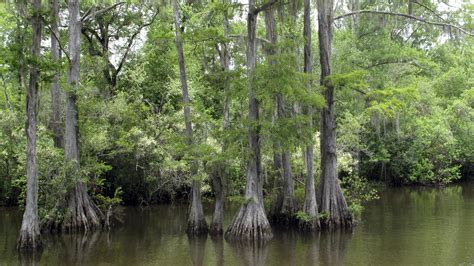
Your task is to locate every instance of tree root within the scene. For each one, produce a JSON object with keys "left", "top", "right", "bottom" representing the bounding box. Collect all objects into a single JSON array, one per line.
[
  {"left": 225, "top": 200, "right": 273, "bottom": 242},
  {"left": 17, "top": 228, "right": 42, "bottom": 251},
  {"left": 42, "top": 182, "right": 104, "bottom": 233}
]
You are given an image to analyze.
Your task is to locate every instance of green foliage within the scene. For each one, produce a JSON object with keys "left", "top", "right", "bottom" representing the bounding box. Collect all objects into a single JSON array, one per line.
[
  {"left": 318, "top": 211, "right": 329, "bottom": 221},
  {"left": 294, "top": 187, "right": 305, "bottom": 206},
  {"left": 94, "top": 186, "right": 123, "bottom": 211},
  {"left": 227, "top": 195, "right": 245, "bottom": 205},
  {"left": 341, "top": 175, "right": 379, "bottom": 217},
  {"left": 295, "top": 211, "right": 317, "bottom": 223},
  {"left": 0, "top": 0, "right": 472, "bottom": 215}
]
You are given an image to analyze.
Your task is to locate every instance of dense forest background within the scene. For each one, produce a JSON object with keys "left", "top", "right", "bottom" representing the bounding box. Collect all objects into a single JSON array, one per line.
[{"left": 0, "top": 0, "right": 473, "bottom": 246}]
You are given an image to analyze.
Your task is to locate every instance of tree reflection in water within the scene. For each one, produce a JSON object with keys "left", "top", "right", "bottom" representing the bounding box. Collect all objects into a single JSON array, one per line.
[
  {"left": 60, "top": 231, "right": 100, "bottom": 265},
  {"left": 228, "top": 239, "right": 269, "bottom": 266},
  {"left": 188, "top": 235, "right": 207, "bottom": 266},
  {"left": 226, "top": 229, "right": 352, "bottom": 266},
  {"left": 210, "top": 235, "right": 224, "bottom": 266},
  {"left": 18, "top": 249, "right": 42, "bottom": 266},
  {"left": 319, "top": 229, "right": 352, "bottom": 266}
]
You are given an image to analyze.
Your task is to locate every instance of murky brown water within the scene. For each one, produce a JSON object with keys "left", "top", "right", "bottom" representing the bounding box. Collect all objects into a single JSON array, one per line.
[{"left": 1, "top": 183, "right": 474, "bottom": 265}]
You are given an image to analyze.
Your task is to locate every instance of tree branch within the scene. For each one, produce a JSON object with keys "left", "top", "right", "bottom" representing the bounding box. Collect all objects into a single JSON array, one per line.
[
  {"left": 81, "top": 2, "right": 126, "bottom": 22},
  {"left": 253, "top": 0, "right": 279, "bottom": 15},
  {"left": 353, "top": 88, "right": 367, "bottom": 95},
  {"left": 413, "top": 1, "right": 449, "bottom": 23},
  {"left": 363, "top": 59, "right": 418, "bottom": 69},
  {"left": 45, "top": 24, "right": 70, "bottom": 62},
  {"left": 115, "top": 9, "right": 159, "bottom": 77},
  {"left": 334, "top": 10, "right": 474, "bottom": 36},
  {"left": 229, "top": 34, "right": 270, "bottom": 44},
  {"left": 255, "top": 1, "right": 277, "bottom": 14},
  {"left": 82, "top": 29, "right": 103, "bottom": 57},
  {"left": 293, "top": 176, "right": 304, "bottom": 186}
]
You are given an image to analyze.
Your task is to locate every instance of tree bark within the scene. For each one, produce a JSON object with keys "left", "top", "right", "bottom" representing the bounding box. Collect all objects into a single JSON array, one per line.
[
  {"left": 56, "top": 0, "right": 103, "bottom": 233},
  {"left": 210, "top": 165, "right": 224, "bottom": 235},
  {"left": 14, "top": 1, "right": 28, "bottom": 90},
  {"left": 225, "top": 0, "right": 273, "bottom": 242},
  {"left": 317, "top": 0, "right": 352, "bottom": 229},
  {"left": 17, "top": 0, "right": 42, "bottom": 250},
  {"left": 300, "top": 0, "right": 320, "bottom": 231},
  {"left": 266, "top": 6, "right": 283, "bottom": 182},
  {"left": 172, "top": 0, "right": 208, "bottom": 236},
  {"left": 265, "top": 5, "right": 295, "bottom": 226},
  {"left": 50, "top": 0, "right": 63, "bottom": 148},
  {"left": 211, "top": 1, "right": 231, "bottom": 235},
  {"left": 350, "top": 0, "right": 359, "bottom": 35}
]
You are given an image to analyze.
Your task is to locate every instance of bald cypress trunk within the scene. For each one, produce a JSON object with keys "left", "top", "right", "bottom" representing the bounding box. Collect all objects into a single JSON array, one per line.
[
  {"left": 268, "top": 6, "right": 282, "bottom": 182},
  {"left": 14, "top": 1, "right": 28, "bottom": 91},
  {"left": 210, "top": 1, "right": 231, "bottom": 235},
  {"left": 17, "top": 0, "right": 42, "bottom": 250},
  {"left": 60, "top": 0, "right": 103, "bottom": 232},
  {"left": 265, "top": 6, "right": 295, "bottom": 226},
  {"left": 172, "top": 0, "right": 208, "bottom": 236},
  {"left": 225, "top": 0, "right": 273, "bottom": 242},
  {"left": 316, "top": 0, "right": 352, "bottom": 229},
  {"left": 210, "top": 165, "right": 224, "bottom": 235},
  {"left": 300, "top": 0, "right": 320, "bottom": 231},
  {"left": 50, "top": 0, "right": 62, "bottom": 148}
]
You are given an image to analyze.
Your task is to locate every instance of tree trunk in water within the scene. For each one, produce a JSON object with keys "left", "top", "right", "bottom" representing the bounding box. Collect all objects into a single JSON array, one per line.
[
  {"left": 279, "top": 150, "right": 295, "bottom": 217},
  {"left": 265, "top": 6, "right": 295, "bottom": 226},
  {"left": 211, "top": 2, "right": 230, "bottom": 235},
  {"left": 17, "top": 0, "right": 42, "bottom": 250},
  {"left": 225, "top": 0, "right": 272, "bottom": 242},
  {"left": 300, "top": 0, "right": 320, "bottom": 232},
  {"left": 172, "top": 0, "right": 208, "bottom": 236},
  {"left": 60, "top": 0, "right": 103, "bottom": 232},
  {"left": 211, "top": 165, "right": 224, "bottom": 235},
  {"left": 317, "top": 0, "right": 352, "bottom": 229},
  {"left": 50, "top": 0, "right": 62, "bottom": 148},
  {"left": 266, "top": 7, "right": 283, "bottom": 181}
]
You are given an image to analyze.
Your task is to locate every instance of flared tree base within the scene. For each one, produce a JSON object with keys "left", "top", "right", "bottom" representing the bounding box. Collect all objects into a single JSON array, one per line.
[
  {"left": 17, "top": 229, "right": 42, "bottom": 251},
  {"left": 209, "top": 222, "right": 223, "bottom": 235},
  {"left": 225, "top": 200, "right": 273, "bottom": 242},
  {"left": 186, "top": 217, "right": 208, "bottom": 236},
  {"left": 42, "top": 182, "right": 103, "bottom": 233},
  {"left": 318, "top": 180, "right": 353, "bottom": 230},
  {"left": 320, "top": 216, "right": 353, "bottom": 230},
  {"left": 298, "top": 218, "right": 320, "bottom": 232}
]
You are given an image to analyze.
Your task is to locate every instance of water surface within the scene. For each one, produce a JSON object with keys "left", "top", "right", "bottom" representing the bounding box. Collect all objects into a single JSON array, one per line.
[{"left": 1, "top": 183, "right": 474, "bottom": 265}]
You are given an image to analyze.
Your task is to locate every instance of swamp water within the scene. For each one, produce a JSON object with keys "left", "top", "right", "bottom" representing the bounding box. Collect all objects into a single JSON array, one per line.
[{"left": 1, "top": 183, "right": 474, "bottom": 265}]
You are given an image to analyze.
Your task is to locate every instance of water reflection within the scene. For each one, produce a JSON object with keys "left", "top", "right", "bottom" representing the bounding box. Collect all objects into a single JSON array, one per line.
[
  {"left": 300, "top": 233, "right": 320, "bottom": 265},
  {"left": 2, "top": 182, "right": 474, "bottom": 265},
  {"left": 62, "top": 232, "right": 99, "bottom": 264},
  {"left": 18, "top": 250, "right": 42, "bottom": 266},
  {"left": 228, "top": 240, "right": 269, "bottom": 266},
  {"left": 210, "top": 235, "right": 224, "bottom": 266},
  {"left": 188, "top": 235, "right": 207, "bottom": 266},
  {"left": 320, "top": 230, "right": 351, "bottom": 266}
]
